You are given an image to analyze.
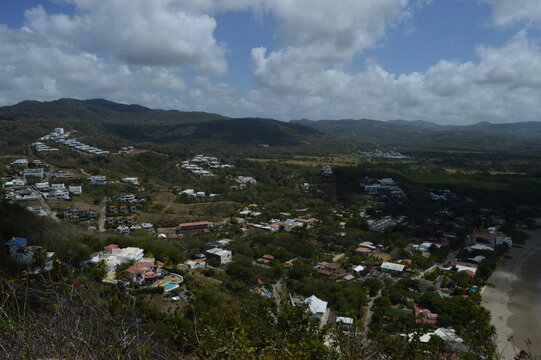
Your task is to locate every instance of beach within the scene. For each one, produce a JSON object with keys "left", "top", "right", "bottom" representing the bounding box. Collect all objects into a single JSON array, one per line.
[{"left": 482, "top": 229, "right": 541, "bottom": 359}]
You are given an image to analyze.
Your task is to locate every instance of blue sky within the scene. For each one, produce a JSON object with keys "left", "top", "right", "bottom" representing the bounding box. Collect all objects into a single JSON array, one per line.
[{"left": 1, "top": 0, "right": 541, "bottom": 124}]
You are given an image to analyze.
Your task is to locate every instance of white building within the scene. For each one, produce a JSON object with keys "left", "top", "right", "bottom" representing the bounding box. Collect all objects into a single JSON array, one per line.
[
  {"left": 23, "top": 168, "right": 44, "bottom": 178},
  {"left": 205, "top": 248, "right": 232, "bottom": 266},
  {"left": 364, "top": 184, "right": 381, "bottom": 194},
  {"left": 54, "top": 128, "right": 64, "bottom": 135},
  {"left": 368, "top": 218, "right": 397, "bottom": 232},
  {"left": 10, "top": 158, "right": 28, "bottom": 167},
  {"left": 35, "top": 182, "right": 50, "bottom": 191},
  {"left": 121, "top": 177, "right": 140, "bottom": 186},
  {"left": 304, "top": 295, "right": 329, "bottom": 326},
  {"left": 89, "top": 176, "right": 108, "bottom": 185},
  {"left": 381, "top": 262, "right": 406, "bottom": 273},
  {"left": 68, "top": 185, "right": 83, "bottom": 195},
  {"left": 45, "top": 189, "right": 70, "bottom": 200},
  {"left": 237, "top": 176, "right": 257, "bottom": 184},
  {"left": 51, "top": 183, "right": 65, "bottom": 190},
  {"left": 2, "top": 178, "right": 26, "bottom": 189},
  {"left": 91, "top": 245, "right": 144, "bottom": 272}
]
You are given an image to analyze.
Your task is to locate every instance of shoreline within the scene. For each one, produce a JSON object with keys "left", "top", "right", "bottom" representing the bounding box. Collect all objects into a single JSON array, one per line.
[{"left": 482, "top": 229, "right": 541, "bottom": 360}]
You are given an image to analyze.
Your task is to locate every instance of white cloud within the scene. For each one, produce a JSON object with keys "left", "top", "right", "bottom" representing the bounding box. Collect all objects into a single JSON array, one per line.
[
  {"left": 221, "top": 31, "right": 541, "bottom": 124},
  {"left": 1, "top": 0, "right": 541, "bottom": 126},
  {"left": 251, "top": 0, "right": 410, "bottom": 92},
  {"left": 486, "top": 0, "right": 541, "bottom": 28},
  {"left": 24, "top": 0, "right": 228, "bottom": 75}
]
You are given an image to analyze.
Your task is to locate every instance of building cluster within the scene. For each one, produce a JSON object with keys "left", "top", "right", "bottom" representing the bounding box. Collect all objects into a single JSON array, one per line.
[
  {"left": 5, "top": 237, "right": 54, "bottom": 274},
  {"left": 361, "top": 177, "right": 404, "bottom": 197},
  {"left": 181, "top": 154, "right": 234, "bottom": 177},
  {"left": 115, "top": 223, "right": 155, "bottom": 235},
  {"left": 62, "top": 207, "right": 96, "bottom": 220},
  {"left": 118, "top": 146, "right": 135, "bottom": 154},
  {"left": 38, "top": 183, "right": 83, "bottom": 200},
  {"left": 359, "top": 150, "right": 409, "bottom": 159},
  {"left": 248, "top": 215, "right": 318, "bottom": 233},
  {"left": 56, "top": 137, "right": 110, "bottom": 155},
  {"left": 179, "top": 188, "right": 219, "bottom": 198},
  {"left": 39, "top": 128, "right": 67, "bottom": 140},
  {"left": 33, "top": 128, "right": 67, "bottom": 151},
  {"left": 321, "top": 165, "right": 333, "bottom": 176},
  {"left": 32, "top": 141, "right": 59, "bottom": 152}
]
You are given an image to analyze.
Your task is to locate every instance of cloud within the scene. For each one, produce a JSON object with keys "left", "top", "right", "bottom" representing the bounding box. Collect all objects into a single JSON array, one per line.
[
  {"left": 222, "top": 31, "right": 541, "bottom": 124},
  {"left": 23, "top": 0, "right": 228, "bottom": 75},
  {"left": 1, "top": 1, "right": 541, "bottom": 125},
  {"left": 486, "top": 0, "right": 541, "bottom": 28},
  {"left": 250, "top": 0, "right": 410, "bottom": 92}
]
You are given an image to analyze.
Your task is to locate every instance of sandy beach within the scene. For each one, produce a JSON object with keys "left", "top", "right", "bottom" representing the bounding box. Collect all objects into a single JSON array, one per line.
[{"left": 482, "top": 229, "right": 541, "bottom": 359}]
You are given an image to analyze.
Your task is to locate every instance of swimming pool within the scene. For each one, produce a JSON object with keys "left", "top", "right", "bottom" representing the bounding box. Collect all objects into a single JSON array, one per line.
[{"left": 163, "top": 282, "right": 179, "bottom": 292}]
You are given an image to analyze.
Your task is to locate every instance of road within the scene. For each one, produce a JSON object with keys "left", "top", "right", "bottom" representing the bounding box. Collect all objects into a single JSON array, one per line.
[
  {"left": 361, "top": 288, "right": 382, "bottom": 333},
  {"left": 31, "top": 188, "right": 59, "bottom": 223},
  {"left": 272, "top": 279, "right": 286, "bottom": 309},
  {"left": 97, "top": 196, "right": 108, "bottom": 232}
]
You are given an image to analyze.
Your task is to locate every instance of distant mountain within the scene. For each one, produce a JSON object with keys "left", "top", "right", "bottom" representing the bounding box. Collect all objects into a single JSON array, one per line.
[
  {"left": 0, "top": 98, "right": 319, "bottom": 150},
  {"left": 388, "top": 119, "right": 541, "bottom": 139},
  {"left": 292, "top": 118, "right": 541, "bottom": 149},
  {"left": 387, "top": 119, "right": 449, "bottom": 131}
]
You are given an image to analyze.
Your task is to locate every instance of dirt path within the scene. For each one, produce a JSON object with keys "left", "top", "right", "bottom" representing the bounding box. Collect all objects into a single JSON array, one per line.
[{"left": 97, "top": 196, "right": 108, "bottom": 232}]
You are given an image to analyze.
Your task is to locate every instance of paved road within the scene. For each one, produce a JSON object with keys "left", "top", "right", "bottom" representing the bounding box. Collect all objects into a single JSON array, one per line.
[
  {"left": 31, "top": 188, "right": 59, "bottom": 223},
  {"left": 97, "top": 196, "right": 108, "bottom": 232}
]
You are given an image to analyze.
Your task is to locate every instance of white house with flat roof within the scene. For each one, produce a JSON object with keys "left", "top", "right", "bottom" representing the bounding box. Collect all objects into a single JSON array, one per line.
[
  {"left": 121, "top": 177, "right": 140, "bottom": 186},
  {"left": 23, "top": 168, "right": 44, "bottom": 178},
  {"left": 381, "top": 262, "right": 406, "bottom": 273},
  {"left": 68, "top": 185, "right": 83, "bottom": 195},
  {"left": 90, "top": 244, "right": 144, "bottom": 272},
  {"left": 205, "top": 248, "right": 232, "bottom": 266}
]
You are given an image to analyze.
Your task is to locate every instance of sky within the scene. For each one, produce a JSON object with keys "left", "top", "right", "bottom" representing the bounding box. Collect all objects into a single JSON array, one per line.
[{"left": 1, "top": 0, "right": 541, "bottom": 124}]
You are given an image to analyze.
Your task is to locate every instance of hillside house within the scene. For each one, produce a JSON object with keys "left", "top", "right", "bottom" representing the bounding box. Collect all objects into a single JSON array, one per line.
[
  {"left": 22, "top": 168, "right": 44, "bottom": 178},
  {"left": 51, "top": 183, "right": 65, "bottom": 190},
  {"left": 5, "top": 237, "right": 54, "bottom": 273},
  {"left": 126, "top": 261, "right": 162, "bottom": 284},
  {"left": 469, "top": 228, "right": 512, "bottom": 247},
  {"left": 89, "top": 176, "right": 108, "bottom": 185},
  {"left": 414, "top": 304, "right": 438, "bottom": 326},
  {"left": 68, "top": 185, "right": 83, "bottom": 195},
  {"left": 177, "top": 221, "right": 213, "bottom": 235},
  {"left": 35, "top": 182, "right": 50, "bottom": 191},
  {"left": 90, "top": 244, "right": 144, "bottom": 272},
  {"left": 381, "top": 262, "right": 406, "bottom": 273},
  {"left": 117, "top": 194, "right": 136, "bottom": 203},
  {"left": 121, "top": 177, "right": 140, "bottom": 186},
  {"left": 206, "top": 248, "right": 232, "bottom": 266},
  {"left": 317, "top": 262, "right": 350, "bottom": 281},
  {"left": 10, "top": 159, "right": 28, "bottom": 167},
  {"left": 2, "top": 178, "right": 26, "bottom": 189},
  {"left": 304, "top": 295, "right": 329, "bottom": 326},
  {"left": 45, "top": 189, "right": 70, "bottom": 200}
]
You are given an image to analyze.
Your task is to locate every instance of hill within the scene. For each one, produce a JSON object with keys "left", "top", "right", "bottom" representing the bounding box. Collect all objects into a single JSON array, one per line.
[
  {"left": 292, "top": 118, "right": 541, "bottom": 149},
  {"left": 389, "top": 119, "right": 541, "bottom": 140},
  {"left": 0, "top": 98, "right": 320, "bottom": 151}
]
